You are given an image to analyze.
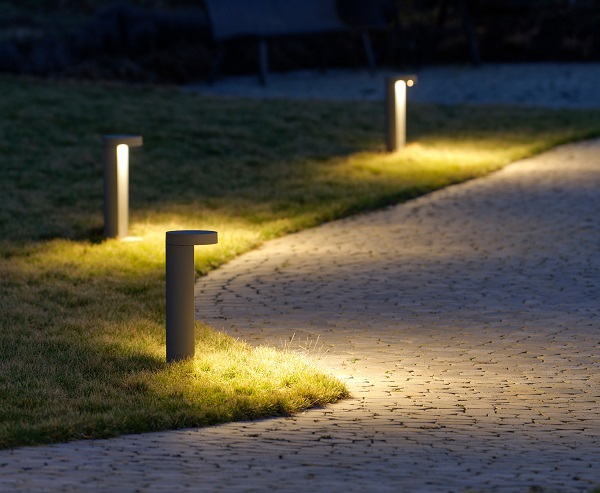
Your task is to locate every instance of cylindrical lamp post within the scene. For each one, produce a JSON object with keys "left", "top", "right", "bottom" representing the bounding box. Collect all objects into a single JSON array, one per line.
[
  {"left": 103, "top": 135, "right": 143, "bottom": 239},
  {"left": 386, "top": 75, "right": 417, "bottom": 153},
  {"left": 166, "top": 230, "right": 218, "bottom": 363}
]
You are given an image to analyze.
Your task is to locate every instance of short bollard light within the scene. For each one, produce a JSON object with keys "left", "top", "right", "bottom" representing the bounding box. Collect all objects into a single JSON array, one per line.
[
  {"left": 103, "top": 134, "right": 143, "bottom": 239},
  {"left": 386, "top": 75, "right": 417, "bottom": 153},
  {"left": 166, "top": 230, "right": 218, "bottom": 363}
]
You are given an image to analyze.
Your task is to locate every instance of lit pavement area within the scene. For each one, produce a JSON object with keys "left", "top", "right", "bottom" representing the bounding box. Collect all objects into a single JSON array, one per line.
[
  {"left": 2, "top": 138, "right": 599, "bottom": 492},
  {"left": 193, "top": 138, "right": 600, "bottom": 492},
  {"left": 2, "top": 66, "right": 600, "bottom": 492}
]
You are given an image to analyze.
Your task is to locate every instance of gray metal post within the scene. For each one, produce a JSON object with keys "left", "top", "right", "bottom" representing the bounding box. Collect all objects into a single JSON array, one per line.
[
  {"left": 385, "top": 75, "right": 417, "bottom": 153},
  {"left": 166, "top": 230, "right": 218, "bottom": 362},
  {"left": 103, "top": 135, "right": 143, "bottom": 239}
]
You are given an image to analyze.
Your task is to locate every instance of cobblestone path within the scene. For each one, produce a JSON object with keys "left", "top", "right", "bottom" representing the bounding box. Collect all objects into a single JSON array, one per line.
[{"left": 1, "top": 139, "right": 599, "bottom": 492}]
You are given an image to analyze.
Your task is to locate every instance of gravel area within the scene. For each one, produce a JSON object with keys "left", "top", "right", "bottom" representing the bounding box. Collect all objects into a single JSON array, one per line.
[{"left": 185, "top": 62, "right": 600, "bottom": 108}]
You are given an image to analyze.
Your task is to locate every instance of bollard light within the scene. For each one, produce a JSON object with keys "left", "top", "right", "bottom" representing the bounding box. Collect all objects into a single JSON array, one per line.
[
  {"left": 103, "top": 134, "right": 143, "bottom": 239},
  {"left": 386, "top": 75, "right": 417, "bottom": 153},
  {"left": 166, "top": 230, "right": 218, "bottom": 363}
]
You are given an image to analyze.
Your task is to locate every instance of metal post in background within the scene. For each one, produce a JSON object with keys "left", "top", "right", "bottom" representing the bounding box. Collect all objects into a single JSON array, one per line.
[
  {"left": 166, "top": 230, "right": 218, "bottom": 362},
  {"left": 386, "top": 75, "right": 417, "bottom": 152},
  {"left": 103, "top": 135, "right": 143, "bottom": 239}
]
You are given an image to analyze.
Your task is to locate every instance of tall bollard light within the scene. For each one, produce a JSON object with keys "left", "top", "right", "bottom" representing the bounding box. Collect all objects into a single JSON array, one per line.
[
  {"left": 166, "top": 230, "right": 218, "bottom": 363},
  {"left": 386, "top": 75, "right": 417, "bottom": 153},
  {"left": 103, "top": 135, "right": 143, "bottom": 239}
]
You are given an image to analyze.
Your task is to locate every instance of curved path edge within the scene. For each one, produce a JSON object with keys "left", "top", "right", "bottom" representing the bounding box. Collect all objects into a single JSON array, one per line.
[{"left": 1, "top": 139, "right": 599, "bottom": 493}]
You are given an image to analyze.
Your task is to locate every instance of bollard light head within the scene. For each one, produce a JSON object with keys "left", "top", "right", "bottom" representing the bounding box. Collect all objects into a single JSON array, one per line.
[
  {"left": 387, "top": 74, "right": 418, "bottom": 88},
  {"left": 166, "top": 230, "right": 218, "bottom": 246},
  {"left": 103, "top": 135, "right": 143, "bottom": 148}
]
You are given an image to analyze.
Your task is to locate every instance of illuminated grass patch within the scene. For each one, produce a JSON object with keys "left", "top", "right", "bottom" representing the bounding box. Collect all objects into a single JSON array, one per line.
[{"left": 1, "top": 76, "right": 600, "bottom": 448}]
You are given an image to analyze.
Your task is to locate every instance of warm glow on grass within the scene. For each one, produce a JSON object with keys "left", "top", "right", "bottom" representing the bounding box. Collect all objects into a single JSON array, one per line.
[
  {"left": 1, "top": 76, "right": 600, "bottom": 448},
  {"left": 147, "top": 328, "right": 347, "bottom": 414}
]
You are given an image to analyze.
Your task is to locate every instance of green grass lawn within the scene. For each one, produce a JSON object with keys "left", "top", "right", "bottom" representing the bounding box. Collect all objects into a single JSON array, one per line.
[{"left": 1, "top": 76, "right": 600, "bottom": 449}]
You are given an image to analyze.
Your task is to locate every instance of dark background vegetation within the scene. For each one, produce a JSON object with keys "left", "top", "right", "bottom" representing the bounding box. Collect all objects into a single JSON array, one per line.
[{"left": 0, "top": 0, "right": 599, "bottom": 83}]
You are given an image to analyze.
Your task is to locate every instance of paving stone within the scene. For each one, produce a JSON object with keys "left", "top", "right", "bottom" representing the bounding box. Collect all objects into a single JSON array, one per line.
[{"left": 2, "top": 133, "right": 600, "bottom": 491}]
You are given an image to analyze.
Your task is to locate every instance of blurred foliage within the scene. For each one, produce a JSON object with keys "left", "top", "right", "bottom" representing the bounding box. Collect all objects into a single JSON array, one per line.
[
  {"left": 0, "top": 0, "right": 199, "bottom": 15},
  {"left": 1, "top": 0, "right": 599, "bottom": 79}
]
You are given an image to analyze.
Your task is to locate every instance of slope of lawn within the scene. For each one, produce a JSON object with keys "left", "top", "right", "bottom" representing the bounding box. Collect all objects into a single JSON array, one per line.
[{"left": 1, "top": 76, "right": 600, "bottom": 449}]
